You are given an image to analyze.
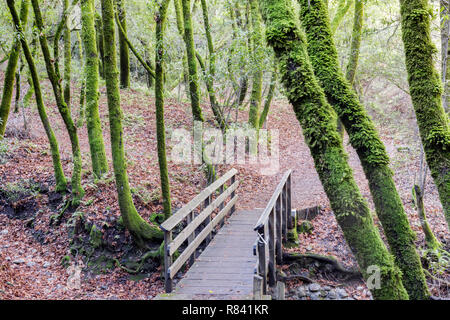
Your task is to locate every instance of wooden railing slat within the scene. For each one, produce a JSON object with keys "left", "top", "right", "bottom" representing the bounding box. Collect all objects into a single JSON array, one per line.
[
  {"left": 168, "top": 195, "right": 238, "bottom": 278},
  {"left": 161, "top": 168, "right": 237, "bottom": 232},
  {"left": 169, "top": 181, "right": 239, "bottom": 255}
]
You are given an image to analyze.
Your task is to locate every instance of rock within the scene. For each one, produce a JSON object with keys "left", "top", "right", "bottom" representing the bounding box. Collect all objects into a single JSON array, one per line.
[
  {"left": 43, "top": 262, "right": 51, "bottom": 268},
  {"left": 327, "top": 290, "right": 337, "bottom": 299},
  {"left": 26, "top": 261, "right": 36, "bottom": 267},
  {"left": 319, "top": 290, "right": 328, "bottom": 298},
  {"left": 309, "top": 292, "right": 321, "bottom": 300},
  {"left": 1, "top": 229, "right": 8, "bottom": 235},
  {"left": 13, "top": 258, "right": 25, "bottom": 264},
  {"left": 336, "top": 288, "right": 348, "bottom": 298},
  {"left": 297, "top": 287, "right": 307, "bottom": 298},
  {"left": 322, "top": 285, "right": 331, "bottom": 291},
  {"left": 356, "top": 286, "right": 364, "bottom": 291},
  {"left": 309, "top": 283, "right": 321, "bottom": 292}
]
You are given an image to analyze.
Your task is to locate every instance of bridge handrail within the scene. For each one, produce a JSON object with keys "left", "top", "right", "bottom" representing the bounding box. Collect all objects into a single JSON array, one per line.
[
  {"left": 253, "top": 169, "right": 292, "bottom": 297},
  {"left": 161, "top": 168, "right": 238, "bottom": 293}
]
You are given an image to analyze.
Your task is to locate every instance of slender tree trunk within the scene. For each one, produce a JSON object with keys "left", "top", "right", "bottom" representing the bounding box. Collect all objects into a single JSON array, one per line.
[
  {"left": 6, "top": 0, "right": 67, "bottom": 192},
  {"left": 298, "top": 0, "right": 430, "bottom": 300},
  {"left": 259, "top": 62, "right": 277, "bottom": 128},
  {"left": 441, "top": 0, "right": 450, "bottom": 112},
  {"left": 63, "top": 0, "right": 71, "bottom": 109},
  {"left": 258, "top": 0, "right": 408, "bottom": 300},
  {"left": 199, "top": 0, "right": 226, "bottom": 130},
  {"left": 14, "top": 59, "right": 21, "bottom": 113},
  {"left": 399, "top": 0, "right": 450, "bottom": 230},
  {"left": 76, "top": 30, "right": 86, "bottom": 128},
  {"left": 345, "top": 0, "right": 363, "bottom": 86},
  {"left": 81, "top": 0, "right": 109, "bottom": 177},
  {"left": 155, "top": 0, "right": 172, "bottom": 220},
  {"left": 95, "top": 12, "right": 105, "bottom": 78},
  {"left": 31, "top": 0, "right": 84, "bottom": 204},
  {"left": 115, "top": 0, "right": 130, "bottom": 88},
  {"left": 181, "top": 0, "right": 204, "bottom": 122},
  {"left": 100, "top": 0, "right": 162, "bottom": 244},
  {"left": 0, "top": 0, "right": 29, "bottom": 137},
  {"left": 248, "top": 0, "right": 264, "bottom": 132},
  {"left": 330, "top": 0, "right": 354, "bottom": 34}
]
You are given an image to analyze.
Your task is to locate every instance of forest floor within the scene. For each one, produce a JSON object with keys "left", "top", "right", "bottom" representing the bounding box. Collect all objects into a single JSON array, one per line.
[{"left": 0, "top": 73, "right": 448, "bottom": 300}]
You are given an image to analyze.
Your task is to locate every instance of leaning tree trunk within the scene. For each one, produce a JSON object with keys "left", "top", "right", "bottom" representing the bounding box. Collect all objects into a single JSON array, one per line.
[
  {"left": 95, "top": 12, "right": 105, "bottom": 79},
  {"left": 100, "top": 0, "right": 162, "bottom": 245},
  {"left": 155, "top": 0, "right": 172, "bottom": 220},
  {"left": 258, "top": 0, "right": 408, "bottom": 300},
  {"left": 345, "top": 0, "right": 363, "bottom": 86},
  {"left": 6, "top": 0, "right": 67, "bottom": 192},
  {"left": 248, "top": 0, "right": 264, "bottom": 132},
  {"left": 441, "top": 0, "right": 450, "bottom": 112},
  {"left": 298, "top": 0, "right": 430, "bottom": 300},
  {"left": 63, "top": 0, "right": 71, "bottom": 109},
  {"left": 0, "top": 0, "right": 29, "bottom": 138},
  {"left": 399, "top": 0, "right": 450, "bottom": 230},
  {"left": 115, "top": 0, "right": 130, "bottom": 89},
  {"left": 330, "top": 0, "right": 354, "bottom": 34},
  {"left": 81, "top": 0, "right": 109, "bottom": 178},
  {"left": 31, "top": 0, "right": 84, "bottom": 204},
  {"left": 181, "top": 0, "right": 204, "bottom": 122}
]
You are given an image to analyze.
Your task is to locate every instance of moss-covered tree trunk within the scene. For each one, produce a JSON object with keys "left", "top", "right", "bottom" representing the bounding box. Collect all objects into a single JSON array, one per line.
[
  {"left": 199, "top": 0, "right": 226, "bottom": 131},
  {"left": 399, "top": 0, "right": 450, "bottom": 230},
  {"left": 81, "top": 0, "right": 109, "bottom": 178},
  {"left": 330, "top": 0, "right": 354, "bottom": 34},
  {"left": 63, "top": 0, "right": 71, "bottom": 109},
  {"left": 298, "top": 0, "right": 430, "bottom": 299},
  {"left": 248, "top": 0, "right": 264, "bottom": 132},
  {"left": 31, "top": 0, "right": 84, "bottom": 204},
  {"left": 155, "top": 0, "right": 172, "bottom": 220},
  {"left": 95, "top": 13, "right": 105, "bottom": 79},
  {"left": 100, "top": 0, "right": 162, "bottom": 245},
  {"left": 259, "top": 61, "right": 277, "bottom": 128},
  {"left": 181, "top": 0, "right": 204, "bottom": 122},
  {"left": 76, "top": 30, "right": 86, "bottom": 128},
  {"left": 6, "top": 0, "right": 67, "bottom": 192},
  {"left": 258, "top": 0, "right": 408, "bottom": 300},
  {"left": 115, "top": 0, "right": 130, "bottom": 89},
  {"left": 0, "top": 0, "right": 29, "bottom": 138},
  {"left": 345, "top": 0, "right": 363, "bottom": 86}
]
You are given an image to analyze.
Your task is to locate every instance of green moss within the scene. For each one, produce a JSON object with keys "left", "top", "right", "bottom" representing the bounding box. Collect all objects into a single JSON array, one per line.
[
  {"left": 155, "top": 0, "right": 172, "bottom": 220},
  {"left": 181, "top": 0, "right": 204, "bottom": 122},
  {"left": 89, "top": 224, "right": 102, "bottom": 248},
  {"left": 0, "top": 0, "right": 29, "bottom": 137},
  {"left": 298, "top": 0, "right": 429, "bottom": 299},
  {"left": 258, "top": 0, "right": 408, "bottom": 300},
  {"left": 81, "top": 0, "right": 109, "bottom": 178},
  {"left": 7, "top": 0, "right": 67, "bottom": 193},
  {"left": 100, "top": 0, "right": 163, "bottom": 245},
  {"left": 345, "top": 0, "right": 364, "bottom": 85},
  {"left": 31, "top": 0, "right": 84, "bottom": 203},
  {"left": 400, "top": 0, "right": 450, "bottom": 230}
]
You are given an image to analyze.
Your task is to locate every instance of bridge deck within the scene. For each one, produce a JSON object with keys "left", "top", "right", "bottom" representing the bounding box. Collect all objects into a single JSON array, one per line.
[{"left": 159, "top": 209, "right": 261, "bottom": 300}]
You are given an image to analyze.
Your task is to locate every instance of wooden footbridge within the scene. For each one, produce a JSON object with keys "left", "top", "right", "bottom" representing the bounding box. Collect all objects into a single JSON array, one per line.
[{"left": 155, "top": 168, "right": 293, "bottom": 300}]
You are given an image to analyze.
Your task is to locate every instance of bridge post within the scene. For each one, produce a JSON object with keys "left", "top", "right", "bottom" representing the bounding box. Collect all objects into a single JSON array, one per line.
[
  {"left": 230, "top": 175, "right": 236, "bottom": 214},
  {"left": 287, "top": 174, "right": 292, "bottom": 229},
  {"left": 204, "top": 196, "right": 212, "bottom": 244},
  {"left": 164, "top": 230, "right": 173, "bottom": 293},
  {"left": 268, "top": 208, "right": 276, "bottom": 288},
  {"left": 275, "top": 196, "right": 282, "bottom": 264},
  {"left": 187, "top": 211, "right": 196, "bottom": 265},
  {"left": 257, "top": 227, "right": 267, "bottom": 294},
  {"left": 282, "top": 184, "right": 288, "bottom": 240}
]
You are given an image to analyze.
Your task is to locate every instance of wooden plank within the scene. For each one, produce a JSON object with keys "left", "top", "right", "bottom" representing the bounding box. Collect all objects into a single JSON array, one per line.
[
  {"left": 254, "top": 170, "right": 292, "bottom": 231},
  {"left": 164, "top": 231, "right": 173, "bottom": 293},
  {"left": 268, "top": 208, "right": 276, "bottom": 287},
  {"left": 276, "top": 195, "right": 282, "bottom": 264},
  {"left": 168, "top": 196, "right": 238, "bottom": 278},
  {"left": 169, "top": 181, "right": 239, "bottom": 255},
  {"left": 160, "top": 168, "right": 237, "bottom": 232}
]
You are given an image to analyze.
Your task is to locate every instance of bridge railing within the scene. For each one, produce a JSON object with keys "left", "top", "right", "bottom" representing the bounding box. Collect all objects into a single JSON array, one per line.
[
  {"left": 253, "top": 169, "right": 292, "bottom": 298},
  {"left": 160, "top": 168, "right": 239, "bottom": 293}
]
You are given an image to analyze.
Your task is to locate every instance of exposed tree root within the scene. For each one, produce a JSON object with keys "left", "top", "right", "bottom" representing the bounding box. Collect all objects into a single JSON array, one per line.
[{"left": 283, "top": 252, "right": 361, "bottom": 279}]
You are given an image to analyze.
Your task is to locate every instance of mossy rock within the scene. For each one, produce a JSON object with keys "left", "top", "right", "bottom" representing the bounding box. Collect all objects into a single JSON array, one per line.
[
  {"left": 298, "top": 221, "right": 314, "bottom": 234},
  {"left": 89, "top": 224, "right": 103, "bottom": 249}
]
